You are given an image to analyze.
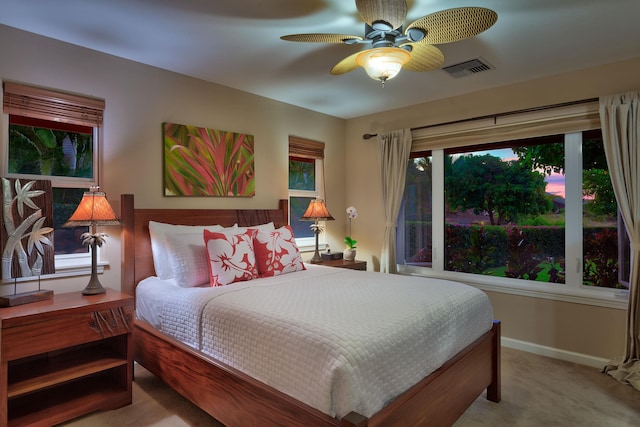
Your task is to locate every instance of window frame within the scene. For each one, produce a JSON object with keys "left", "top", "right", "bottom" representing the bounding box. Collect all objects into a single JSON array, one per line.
[
  {"left": 397, "top": 102, "right": 628, "bottom": 310},
  {"left": 288, "top": 136, "right": 327, "bottom": 250},
  {"left": 2, "top": 82, "right": 105, "bottom": 279}
]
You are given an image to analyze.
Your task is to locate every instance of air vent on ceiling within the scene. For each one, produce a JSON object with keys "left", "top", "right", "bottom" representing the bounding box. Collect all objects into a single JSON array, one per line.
[{"left": 442, "top": 58, "right": 494, "bottom": 79}]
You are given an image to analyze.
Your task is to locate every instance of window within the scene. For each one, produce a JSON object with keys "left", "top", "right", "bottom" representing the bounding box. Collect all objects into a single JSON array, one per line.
[
  {"left": 3, "top": 82, "right": 104, "bottom": 268},
  {"left": 443, "top": 136, "right": 565, "bottom": 283},
  {"left": 397, "top": 101, "right": 629, "bottom": 307},
  {"left": 288, "top": 136, "right": 325, "bottom": 244},
  {"left": 397, "top": 152, "right": 432, "bottom": 266}
]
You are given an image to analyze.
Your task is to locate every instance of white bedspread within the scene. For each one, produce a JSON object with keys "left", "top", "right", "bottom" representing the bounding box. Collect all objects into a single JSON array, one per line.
[{"left": 136, "top": 264, "right": 493, "bottom": 419}]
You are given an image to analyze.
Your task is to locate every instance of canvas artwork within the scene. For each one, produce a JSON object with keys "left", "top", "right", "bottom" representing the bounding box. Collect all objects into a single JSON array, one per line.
[
  {"left": 163, "top": 122, "right": 255, "bottom": 197},
  {"left": 1, "top": 178, "right": 55, "bottom": 280}
]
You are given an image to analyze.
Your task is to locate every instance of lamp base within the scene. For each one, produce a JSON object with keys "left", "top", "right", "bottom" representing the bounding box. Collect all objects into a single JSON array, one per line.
[
  {"left": 82, "top": 269, "right": 106, "bottom": 294},
  {"left": 309, "top": 228, "right": 323, "bottom": 263},
  {"left": 309, "top": 250, "right": 323, "bottom": 264},
  {"left": 83, "top": 242, "right": 106, "bottom": 295},
  {"left": 82, "top": 282, "right": 106, "bottom": 295}
]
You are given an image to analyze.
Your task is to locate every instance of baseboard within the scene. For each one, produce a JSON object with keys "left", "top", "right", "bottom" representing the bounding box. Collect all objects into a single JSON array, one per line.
[{"left": 502, "top": 337, "right": 609, "bottom": 369}]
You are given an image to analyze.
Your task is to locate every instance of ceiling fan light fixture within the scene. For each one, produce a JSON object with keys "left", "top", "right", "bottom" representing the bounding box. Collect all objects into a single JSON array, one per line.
[{"left": 356, "top": 47, "right": 410, "bottom": 84}]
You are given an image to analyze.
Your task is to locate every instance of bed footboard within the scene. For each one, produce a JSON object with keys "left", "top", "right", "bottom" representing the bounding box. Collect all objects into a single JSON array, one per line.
[
  {"left": 134, "top": 319, "right": 343, "bottom": 427},
  {"left": 134, "top": 319, "right": 500, "bottom": 427}
]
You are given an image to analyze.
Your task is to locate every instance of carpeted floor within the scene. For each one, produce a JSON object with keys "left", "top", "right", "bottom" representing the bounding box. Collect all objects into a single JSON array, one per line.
[{"left": 63, "top": 347, "right": 640, "bottom": 426}]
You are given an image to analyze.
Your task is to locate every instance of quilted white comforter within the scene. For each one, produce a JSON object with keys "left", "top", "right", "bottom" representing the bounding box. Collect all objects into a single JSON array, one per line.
[{"left": 136, "top": 264, "right": 493, "bottom": 419}]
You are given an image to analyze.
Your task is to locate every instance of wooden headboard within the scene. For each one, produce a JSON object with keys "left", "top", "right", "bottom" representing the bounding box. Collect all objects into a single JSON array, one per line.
[{"left": 120, "top": 194, "right": 288, "bottom": 298}]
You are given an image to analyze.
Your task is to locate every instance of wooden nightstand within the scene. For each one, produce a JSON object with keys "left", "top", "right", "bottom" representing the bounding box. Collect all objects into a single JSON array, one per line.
[
  {"left": 315, "top": 259, "right": 367, "bottom": 271},
  {"left": 0, "top": 290, "right": 133, "bottom": 427}
]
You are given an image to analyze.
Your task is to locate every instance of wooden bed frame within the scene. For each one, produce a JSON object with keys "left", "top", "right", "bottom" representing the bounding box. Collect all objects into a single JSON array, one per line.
[{"left": 120, "top": 194, "right": 501, "bottom": 426}]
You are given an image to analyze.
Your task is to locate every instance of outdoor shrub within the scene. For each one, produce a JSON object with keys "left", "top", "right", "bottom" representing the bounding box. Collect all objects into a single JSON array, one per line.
[
  {"left": 405, "top": 221, "right": 432, "bottom": 263},
  {"left": 445, "top": 224, "right": 506, "bottom": 272},
  {"left": 584, "top": 227, "right": 619, "bottom": 288},
  {"left": 505, "top": 227, "right": 544, "bottom": 280},
  {"left": 519, "top": 226, "right": 565, "bottom": 258}
]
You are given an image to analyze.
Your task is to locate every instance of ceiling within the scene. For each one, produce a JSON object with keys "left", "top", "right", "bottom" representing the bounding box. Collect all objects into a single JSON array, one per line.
[{"left": 1, "top": 0, "right": 639, "bottom": 119}]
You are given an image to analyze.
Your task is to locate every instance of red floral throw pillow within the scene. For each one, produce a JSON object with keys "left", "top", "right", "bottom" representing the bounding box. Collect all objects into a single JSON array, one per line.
[
  {"left": 254, "top": 225, "right": 306, "bottom": 277},
  {"left": 204, "top": 229, "right": 258, "bottom": 286}
]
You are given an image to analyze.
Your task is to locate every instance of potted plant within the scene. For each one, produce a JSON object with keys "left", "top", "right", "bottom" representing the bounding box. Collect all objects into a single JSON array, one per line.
[{"left": 344, "top": 206, "right": 358, "bottom": 260}]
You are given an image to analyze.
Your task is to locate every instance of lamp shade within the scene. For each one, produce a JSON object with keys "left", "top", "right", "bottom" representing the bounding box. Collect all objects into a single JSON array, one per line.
[
  {"left": 301, "top": 199, "right": 334, "bottom": 221},
  {"left": 63, "top": 188, "right": 120, "bottom": 227},
  {"left": 356, "top": 47, "right": 411, "bottom": 83}
]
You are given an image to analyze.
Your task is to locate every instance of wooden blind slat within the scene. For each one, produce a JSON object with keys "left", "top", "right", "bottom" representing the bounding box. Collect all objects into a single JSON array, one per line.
[
  {"left": 3, "top": 82, "right": 104, "bottom": 127},
  {"left": 289, "top": 136, "right": 324, "bottom": 159}
]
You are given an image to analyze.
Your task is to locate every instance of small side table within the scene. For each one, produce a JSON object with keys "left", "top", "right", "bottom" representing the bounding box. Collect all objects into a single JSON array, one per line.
[
  {"left": 0, "top": 290, "right": 133, "bottom": 426},
  {"left": 314, "top": 259, "right": 367, "bottom": 271}
]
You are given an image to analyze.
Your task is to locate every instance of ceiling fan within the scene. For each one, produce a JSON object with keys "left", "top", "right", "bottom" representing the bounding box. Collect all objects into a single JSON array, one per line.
[{"left": 281, "top": 0, "right": 497, "bottom": 85}]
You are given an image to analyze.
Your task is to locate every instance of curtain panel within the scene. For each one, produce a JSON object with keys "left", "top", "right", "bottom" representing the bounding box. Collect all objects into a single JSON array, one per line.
[
  {"left": 600, "top": 91, "right": 640, "bottom": 392},
  {"left": 377, "top": 129, "right": 412, "bottom": 274}
]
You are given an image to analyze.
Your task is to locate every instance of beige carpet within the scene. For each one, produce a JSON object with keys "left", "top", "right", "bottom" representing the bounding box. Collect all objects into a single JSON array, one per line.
[{"left": 63, "top": 347, "right": 640, "bottom": 426}]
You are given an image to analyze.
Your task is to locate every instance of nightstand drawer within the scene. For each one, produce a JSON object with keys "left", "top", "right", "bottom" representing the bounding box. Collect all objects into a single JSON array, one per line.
[{"left": 1, "top": 305, "right": 132, "bottom": 361}]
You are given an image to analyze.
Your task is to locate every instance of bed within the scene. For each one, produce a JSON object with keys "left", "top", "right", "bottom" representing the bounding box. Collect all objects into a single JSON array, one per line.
[{"left": 121, "top": 194, "right": 501, "bottom": 426}]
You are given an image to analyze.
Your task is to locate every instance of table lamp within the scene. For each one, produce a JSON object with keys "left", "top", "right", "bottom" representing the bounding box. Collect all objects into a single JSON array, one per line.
[
  {"left": 301, "top": 198, "right": 334, "bottom": 263},
  {"left": 63, "top": 187, "right": 120, "bottom": 295}
]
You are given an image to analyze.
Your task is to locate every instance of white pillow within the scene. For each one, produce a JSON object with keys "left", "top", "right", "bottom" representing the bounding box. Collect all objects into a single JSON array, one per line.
[
  {"left": 165, "top": 232, "right": 211, "bottom": 287},
  {"left": 148, "top": 221, "right": 225, "bottom": 279}
]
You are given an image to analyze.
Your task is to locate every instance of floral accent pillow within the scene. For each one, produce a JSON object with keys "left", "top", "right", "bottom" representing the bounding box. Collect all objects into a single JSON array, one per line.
[
  {"left": 254, "top": 225, "right": 306, "bottom": 277},
  {"left": 204, "top": 230, "right": 258, "bottom": 286}
]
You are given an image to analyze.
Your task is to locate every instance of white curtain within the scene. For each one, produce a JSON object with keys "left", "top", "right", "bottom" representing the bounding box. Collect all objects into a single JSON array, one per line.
[
  {"left": 600, "top": 91, "right": 640, "bottom": 391},
  {"left": 377, "top": 129, "right": 412, "bottom": 273}
]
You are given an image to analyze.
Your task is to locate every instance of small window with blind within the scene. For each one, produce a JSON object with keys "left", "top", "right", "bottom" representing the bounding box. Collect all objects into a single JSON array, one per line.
[
  {"left": 3, "top": 82, "right": 105, "bottom": 258},
  {"left": 288, "top": 136, "right": 325, "bottom": 243}
]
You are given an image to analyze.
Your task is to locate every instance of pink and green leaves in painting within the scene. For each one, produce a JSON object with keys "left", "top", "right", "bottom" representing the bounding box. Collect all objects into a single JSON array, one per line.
[{"left": 163, "top": 123, "right": 255, "bottom": 197}]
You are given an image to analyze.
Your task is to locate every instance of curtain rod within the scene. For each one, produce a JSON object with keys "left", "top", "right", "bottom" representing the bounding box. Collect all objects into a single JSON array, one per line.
[{"left": 361, "top": 97, "right": 599, "bottom": 140}]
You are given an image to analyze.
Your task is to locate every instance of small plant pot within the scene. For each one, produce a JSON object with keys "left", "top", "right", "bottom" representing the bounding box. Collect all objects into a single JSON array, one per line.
[{"left": 344, "top": 248, "right": 356, "bottom": 261}]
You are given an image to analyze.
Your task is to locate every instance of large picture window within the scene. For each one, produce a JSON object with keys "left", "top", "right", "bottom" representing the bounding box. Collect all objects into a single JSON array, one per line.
[{"left": 397, "top": 101, "right": 629, "bottom": 306}]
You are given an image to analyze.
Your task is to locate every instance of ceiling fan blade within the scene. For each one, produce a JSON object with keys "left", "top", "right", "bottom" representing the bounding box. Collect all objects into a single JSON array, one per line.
[
  {"left": 330, "top": 51, "right": 362, "bottom": 75},
  {"left": 356, "top": 0, "right": 407, "bottom": 30},
  {"left": 281, "top": 34, "right": 363, "bottom": 44},
  {"left": 406, "top": 7, "right": 497, "bottom": 45},
  {"left": 402, "top": 44, "right": 444, "bottom": 72}
]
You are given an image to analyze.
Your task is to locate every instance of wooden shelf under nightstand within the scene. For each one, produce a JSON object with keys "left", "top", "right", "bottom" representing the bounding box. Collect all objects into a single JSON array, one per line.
[
  {"left": 0, "top": 290, "right": 133, "bottom": 427},
  {"left": 314, "top": 259, "right": 367, "bottom": 270}
]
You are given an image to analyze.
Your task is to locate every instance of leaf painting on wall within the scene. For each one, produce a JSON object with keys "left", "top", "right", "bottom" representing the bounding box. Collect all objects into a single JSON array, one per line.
[
  {"left": 163, "top": 122, "right": 255, "bottom": 197},
  {"left": 1, "top": 178, "right": 55, "bottom": 280}
]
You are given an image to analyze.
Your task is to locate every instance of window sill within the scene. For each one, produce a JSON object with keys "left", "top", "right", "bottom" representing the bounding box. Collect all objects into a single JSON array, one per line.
[
  {"left": 1, "top": 259, "right": 108, "bottom": 284},
  {"left": 398, "top": 264, "right": 628, "bottom": 310},
  {"left": 297, "top": 242, "right": 328, "bottom": 253}
]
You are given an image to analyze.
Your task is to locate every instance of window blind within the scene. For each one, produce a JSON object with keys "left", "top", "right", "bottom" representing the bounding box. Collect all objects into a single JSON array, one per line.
[
  {"left": 3, "top": 82, "right": 104, "bottom": 127},
  {"left": 289, "top": 136, "right": 324, "bottom": 159},
  {"left": 411, "top": 100, "right": 600, "bottom": 152}
]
